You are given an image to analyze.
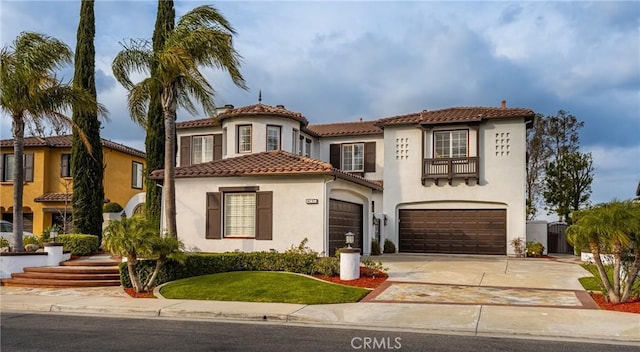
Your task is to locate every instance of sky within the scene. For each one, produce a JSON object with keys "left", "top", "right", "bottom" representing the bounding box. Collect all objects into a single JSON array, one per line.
[{"left": 0, "top": 0, "right": 639, "bottom": 218}]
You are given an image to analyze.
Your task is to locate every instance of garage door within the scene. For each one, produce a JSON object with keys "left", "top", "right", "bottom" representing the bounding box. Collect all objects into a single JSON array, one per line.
[
  {"left": 328, "top": 199, "right": 363, "bottom": 256},
  {"left": 399, "top": 209, "right": 506, "bottom": 255}
]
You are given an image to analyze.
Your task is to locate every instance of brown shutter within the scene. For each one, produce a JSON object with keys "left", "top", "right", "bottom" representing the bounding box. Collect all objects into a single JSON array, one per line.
[
  {"left": 206, "top": 192, "right": 222, "bottom": 239},
  {"left": 213, "top": 134, "right": 223, "bottom": 160},
  {"left": 329, "top": 144, "right": 341, "bottom": 168},
  {"left": 255, "top": 191, "right": 272, "bottom": 240},
  {"left": 24, "top": 153, "right": 34, "bottom": 182},
  {"left": 180, "top": 136, "right": 192, "bottom": 166},
  {"left": 0, "top": 154, "right": 4, "bottom": 182},
  {"left": 364, "top": 142, "right": 376, "bottom": 172}
]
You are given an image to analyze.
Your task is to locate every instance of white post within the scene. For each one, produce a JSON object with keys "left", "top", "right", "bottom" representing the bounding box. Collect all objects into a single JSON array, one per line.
[
  {"left": 44, "top": 243, "right": 64, "bottom": 266},
  {"left": 339, "top": 248, "right": 360, "bottom": 280}
]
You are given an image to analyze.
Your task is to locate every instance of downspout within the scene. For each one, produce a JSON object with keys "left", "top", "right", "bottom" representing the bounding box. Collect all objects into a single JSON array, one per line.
[{"left": 323, "top": 175, "right": 337, "bottom": 256}]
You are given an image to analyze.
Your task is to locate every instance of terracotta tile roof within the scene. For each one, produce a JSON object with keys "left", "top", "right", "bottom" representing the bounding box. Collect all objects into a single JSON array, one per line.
[
  {"left": 376, "top": 106, "right": 535, "bottom": 126},
  {"left": 176, "top": 116, "right": 221, "bottom": 130},
  {"left": 0, "top": 135, "right": 145, "bottom": 158},
  {"left": 307, "top": 121, "right": 383, "bottom": 137},
  {"left": 218, "top": 103, "right": 309, "bottom": 126},
  {"left": 150, "top": 150, "right": 382, "bottom": 191},
  {"left": 34, "top": 192, "right": 110, "bottom": 203}
]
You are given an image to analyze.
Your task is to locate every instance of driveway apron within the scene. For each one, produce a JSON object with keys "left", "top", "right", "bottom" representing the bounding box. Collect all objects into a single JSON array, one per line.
[{"left": 366, "top": 254, "right": 597, "bottom": 309}]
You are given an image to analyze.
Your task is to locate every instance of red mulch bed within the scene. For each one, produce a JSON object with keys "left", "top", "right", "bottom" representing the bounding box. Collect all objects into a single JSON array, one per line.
[
  {"left": 313, "top": 267, "right": 388, "bottom": 289},
  {"left": 124, "top": 287, "right": 156, "bottom": 299},
  {"left": 590, "top": 293, "right": 640, "bottom": 314}
]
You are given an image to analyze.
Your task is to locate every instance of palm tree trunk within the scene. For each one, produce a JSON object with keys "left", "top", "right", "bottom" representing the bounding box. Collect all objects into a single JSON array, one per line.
[
  {"left": 143, "top": 258, "right": 163, "bottom": 292},
  {"left": 612, "top": 243, "right": 621, "bottom": 299},
  {"left": 11, "top": 116, "right": 25, "bottom": 252},
  {"left": 162, "top": 84, "right": 178, "bottom": 237},
  {"left": 621, "top": 248, "right": 640, "bottom": 303},
  {"left": 590, "top": 242, "right": 620, "bottom": 303},
  {"left": 126, "top": 256, "right": 143, "bottom": 293}
]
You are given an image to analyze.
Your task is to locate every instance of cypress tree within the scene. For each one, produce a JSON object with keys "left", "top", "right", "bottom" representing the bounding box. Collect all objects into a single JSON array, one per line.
[
  {"left": 72, "top": 0, "right": 104, "bottom": 240},
  {"left": 145, "top": 0, "right": 175, "bottom": 230}
]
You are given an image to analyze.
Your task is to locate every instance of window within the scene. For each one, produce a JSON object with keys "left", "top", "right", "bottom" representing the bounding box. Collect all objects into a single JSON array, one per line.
[
  {"left": 434, "top": 130, "right": 468, "bottom": 158},
  {"left": 292, "top": 129, "right": 298, "bottom": 154},
  {"left": 238, "top": 125, "right": 252, "bottom": 153},
  {"left": 341, "top": 143, "right": 364, "bottom": 172},
  {"left": 225, "top": 193, "right": 256, "bottom": 237},
  {"left": 266, "top": 125, "right": 281, "bottom": 151},
  {"left": 1, "top": 153, "right": 33, "bottom": 182},
  {"left": 298, "top": 136, "right": 304, "bottom": 156},
  {"left": 305, "top": 138, "right": 311, "bottom": 157},
  {"left": 61, "top": 154, "right": 71, "bottom": 177},
  {"left": 132, "top": 161, "right": 143, "bottom": 189},
  {"left": 192, "top": 135, "right": 214, "bottom": 164}
]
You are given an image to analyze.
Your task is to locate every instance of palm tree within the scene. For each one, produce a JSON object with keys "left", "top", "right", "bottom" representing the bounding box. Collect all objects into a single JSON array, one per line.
[
  {"left": 0, "top": 32, "right": 106, "bottom": 252},
  {"left": 103, "top": 216, "right": 184, "bottom": 292},
  {"left": 112, "top": 5, "right": 247, "bottom": 237},
  {"left": 567, "top": 200, "right": 640, "bottom": 303}
]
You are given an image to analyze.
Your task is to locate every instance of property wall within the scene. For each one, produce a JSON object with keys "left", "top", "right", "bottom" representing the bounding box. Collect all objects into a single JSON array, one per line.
[{"left": 382, "top": 118, "right": 528, "bottom": 255}]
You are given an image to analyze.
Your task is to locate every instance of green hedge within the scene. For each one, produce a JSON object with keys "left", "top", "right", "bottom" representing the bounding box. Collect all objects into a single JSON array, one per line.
[
  {"left": 57, "top": 234, "right": 100, "bottom": 256},
  {"left": 119, "top": 251, "right": 318, "bottom": 288}
]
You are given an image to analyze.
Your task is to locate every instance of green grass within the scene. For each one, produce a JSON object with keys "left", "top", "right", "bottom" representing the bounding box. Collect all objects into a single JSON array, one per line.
[
  {"left": 579, "top": 263, "right": 640, "bottom": 295},
  {"left": 159, "top": 271, "right": 370, "bottom": 304}
]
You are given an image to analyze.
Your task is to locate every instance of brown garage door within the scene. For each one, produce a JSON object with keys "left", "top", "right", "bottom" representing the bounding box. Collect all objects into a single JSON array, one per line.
[
  {"left": 328, "top": 199, "right": 363, "bottom": 256},
  {"left": 399, "top": 209, "right": 506, "bottom": 255}
]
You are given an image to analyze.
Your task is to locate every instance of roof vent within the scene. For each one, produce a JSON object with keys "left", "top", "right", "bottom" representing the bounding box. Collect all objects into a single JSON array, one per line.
[
  {"left": 359, "top": 117, "right": 363, "bottom": 122},
  {"left": 276, "top": 104, "right": 285, "bottom": 109},
  {"left": 501, "top": 100, "right": 506, "bottom": 109}
]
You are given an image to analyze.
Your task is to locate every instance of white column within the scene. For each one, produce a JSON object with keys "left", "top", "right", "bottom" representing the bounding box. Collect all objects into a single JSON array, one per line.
[{"left": 339, "top": 248, "right": 360, "bottom": 280}]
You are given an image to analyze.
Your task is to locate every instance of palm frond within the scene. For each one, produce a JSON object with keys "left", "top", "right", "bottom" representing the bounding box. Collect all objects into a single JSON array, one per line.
[
  {"left": 111, "top": 39, "right": 153, "bottom": 89},
  {"left": 127, "top": 78, "right": 155, "bottom": 127}
]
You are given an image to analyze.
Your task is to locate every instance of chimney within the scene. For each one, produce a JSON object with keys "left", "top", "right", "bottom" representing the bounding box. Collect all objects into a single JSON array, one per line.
[
  {"left": 224, "top": 104, "right": 234, "bottom": 109},
  {"left": 501, "top": 100, "right": 506, "bottom": 109},
  {"left": 276, "top": 104, "right": 285, "bottom": 109},
  {"left": 359, "top": 117, "right": 363, "bottom": 122}
]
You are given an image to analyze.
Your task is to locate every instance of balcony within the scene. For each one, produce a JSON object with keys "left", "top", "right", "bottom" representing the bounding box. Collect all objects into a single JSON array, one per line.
[{"left": 422, "top": 157, "right": 479, "bottom": 185}]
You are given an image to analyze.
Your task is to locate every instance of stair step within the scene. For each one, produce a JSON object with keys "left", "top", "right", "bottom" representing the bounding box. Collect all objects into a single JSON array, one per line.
[
  {"left": 1, "top": 278, "right": 121, "bottom": 287},
  {"left": 12, "top": 272, "right": 120, "bottom": 280},
  {"left": 24, "top": 266, "right": 119, "bottom": 275},
  {"left": 61, "top": 260, "right": 121, "bottom": 267}
]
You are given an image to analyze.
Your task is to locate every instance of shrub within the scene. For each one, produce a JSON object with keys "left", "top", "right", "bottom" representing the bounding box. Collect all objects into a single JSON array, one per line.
[
  {"left": 23, "top": 235, "right": 41, "bottom": 248},
  {"left": 312, "top": 257, "right": 340, "bottom": 276},
  {"left": 41, "top": 224, "right": 62, "bottom": 242},
  {"left": 526, "top": 241, "right": 545, "bottom": 257},
  {"left": 383, "top": 239, "right": 396, "bottom": 254},
  {"left": 103, "top": 202, "right": 123, "bottom": 213},
  {"left": 0, "top": 237, "right": 9, "bottom": 248},
  {"left": 57, "top": 234, "right": 100, "bottom": 256},
  {"left": 119, "top": 251, "right": 320, "bottom": 288},
  {"left": 361, "top": 257, "right": 388, "bottom": 273},
  {"left": 371, "top": 239, "right": 381, "bottom": 256}
]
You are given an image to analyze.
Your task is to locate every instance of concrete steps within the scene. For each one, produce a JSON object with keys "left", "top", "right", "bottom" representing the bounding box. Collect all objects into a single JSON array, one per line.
[{"left": 1, "top": 255, "right": 122, "bottom": 288}]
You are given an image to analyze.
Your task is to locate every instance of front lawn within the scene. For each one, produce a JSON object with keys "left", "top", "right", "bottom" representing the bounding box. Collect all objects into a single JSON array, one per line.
[{"left": 159, "top": 271, "right": 370, "bottom": 304}]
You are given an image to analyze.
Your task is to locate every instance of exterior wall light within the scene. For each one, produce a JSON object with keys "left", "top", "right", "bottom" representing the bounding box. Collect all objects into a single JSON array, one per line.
[
  {"left": 50, "top": 230, "right": 58, "bottom": 243},
  {"left": 345, "top": 232, "right": 355, "bottom": 248}
]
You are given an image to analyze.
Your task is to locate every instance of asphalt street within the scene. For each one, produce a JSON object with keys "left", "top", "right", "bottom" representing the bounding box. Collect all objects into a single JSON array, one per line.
[{"left": 1, "top": 312, "right": 637, "bottom": 352}]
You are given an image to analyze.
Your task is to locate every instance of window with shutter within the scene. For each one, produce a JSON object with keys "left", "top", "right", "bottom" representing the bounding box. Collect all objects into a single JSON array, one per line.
[
  {"left": 224, "top": 192, "right": 256, "bottom": 237},
  {"left": 61, "top": 154, "right": 71, "bottom": 177},
  {"left": 329, "top": 144, "right": 341, "bottom": 168},
  {"left": 180, "top": 136, "right": 192, "bottom": 166},
  {"left": 256, "top": 191, "right": 273, "bottom": 240},
  {"left": 364, "top": 142, "right": 376, "bottom": 172},
  {"left": 206, "top": 192, "right": 222, "bottom": 239}
]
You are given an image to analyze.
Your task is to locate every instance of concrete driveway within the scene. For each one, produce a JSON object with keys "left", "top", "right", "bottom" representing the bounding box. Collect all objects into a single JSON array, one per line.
[{"left": 365, "top": 254, "right": 596, "bottom": 308}]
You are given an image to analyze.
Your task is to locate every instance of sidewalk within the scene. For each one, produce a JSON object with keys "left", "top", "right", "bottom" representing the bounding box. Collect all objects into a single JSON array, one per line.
[{"left": 2, "top": 286, "right": 639, "bottom": 345}]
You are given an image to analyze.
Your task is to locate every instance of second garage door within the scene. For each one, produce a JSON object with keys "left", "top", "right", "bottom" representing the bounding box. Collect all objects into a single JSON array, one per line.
[
  {"left": 328, "top": 199, "right": 363, "bottom": 256},
  {"left": 399, "top": 209, "right": 506, "bottom": 255}
]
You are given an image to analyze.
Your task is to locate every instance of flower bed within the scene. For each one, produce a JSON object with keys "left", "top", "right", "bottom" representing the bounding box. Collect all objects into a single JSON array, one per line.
[
  {"left": 590, "top": 293, "right": 640, "bottom": 314},
  {"left": 313, "top": 266, "right": 388, "bottom": 289}
]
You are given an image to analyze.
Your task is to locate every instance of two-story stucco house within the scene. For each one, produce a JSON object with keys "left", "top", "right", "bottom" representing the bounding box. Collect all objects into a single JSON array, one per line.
[
  {"left": 0, "top": 135, "right": 146, "bottom": 235},
  {"left": 152, "top": 101, "right": 534, "bottom": 256}
]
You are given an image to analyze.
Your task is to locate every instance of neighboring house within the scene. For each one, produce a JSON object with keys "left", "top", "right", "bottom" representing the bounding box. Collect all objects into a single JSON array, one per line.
[
  {"left": 156, "top": 101, "right": 534, "bottom": 256},
  {"left": 0, "top": 135, "right": 146, "bottom": 235}
]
